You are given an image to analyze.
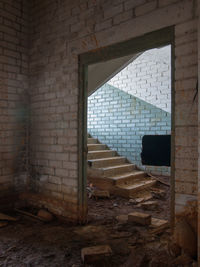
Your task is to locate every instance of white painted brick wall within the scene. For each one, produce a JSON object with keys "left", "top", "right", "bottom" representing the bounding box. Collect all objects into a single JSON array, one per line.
[
  {"left": 88, "top": 81, "right": 171, "bottom": 176},
  {"left": 108, "top": 46, "right": 171, "bottom": 113}
]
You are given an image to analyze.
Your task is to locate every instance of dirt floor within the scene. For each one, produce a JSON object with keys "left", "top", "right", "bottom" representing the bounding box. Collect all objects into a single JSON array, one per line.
[{"left": 0, "top": 177, "right": 195, "bottom": 266}]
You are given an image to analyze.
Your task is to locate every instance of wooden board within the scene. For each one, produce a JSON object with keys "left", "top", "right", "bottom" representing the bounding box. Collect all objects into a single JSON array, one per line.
[{"left": 0, "top": 212, "right": 17, "bottom": 221}]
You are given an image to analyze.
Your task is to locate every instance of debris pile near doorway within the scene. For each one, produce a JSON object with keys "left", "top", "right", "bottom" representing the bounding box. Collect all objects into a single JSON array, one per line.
[{"left": 0, "top": 177, "right": 197, "bottom": 266}]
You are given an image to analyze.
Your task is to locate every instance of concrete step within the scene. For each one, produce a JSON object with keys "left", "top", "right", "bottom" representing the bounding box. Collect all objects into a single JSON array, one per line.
[
  {"left": 88, "top": 150, "right": 116, "bottom": 160},
  {"left": 115, "top": 179, "right": 156, "bottom": 198},
  {"left": 88, "top": 138, "right": 98, "bottom": 144},
  {"left": 88, "top": 157, "right": 127, "bottom": 168},
  {"left": 88, "top": 144, "right": 107, "bottom": 151},
  {"left": 100, "top": 163, "right": 135, "bottom": 177},
  {"left": 109, "top": 171, "right": 147, "bottom": 186}
]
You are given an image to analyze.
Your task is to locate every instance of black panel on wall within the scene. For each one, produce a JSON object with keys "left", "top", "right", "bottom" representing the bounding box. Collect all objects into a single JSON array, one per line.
[{"left": 141, "top": 135, "right": 171, "bottom": 166}]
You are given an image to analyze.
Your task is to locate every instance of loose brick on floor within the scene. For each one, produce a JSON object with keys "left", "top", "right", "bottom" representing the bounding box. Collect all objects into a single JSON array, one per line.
[
  {"left": 81, "top": 245, "right": 112, "bottom": 263},
  {"left": 128, "top": 211, "right": 151, "bottom": 225}
]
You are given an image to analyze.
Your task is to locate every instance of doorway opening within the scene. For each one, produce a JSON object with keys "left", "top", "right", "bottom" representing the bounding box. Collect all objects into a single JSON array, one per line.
[{"left": 78, "top": 27, "right": 175, "bottom": 228}]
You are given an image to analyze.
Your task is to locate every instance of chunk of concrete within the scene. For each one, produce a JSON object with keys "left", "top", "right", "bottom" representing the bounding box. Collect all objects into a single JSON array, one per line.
[
  {"left": 128, "top": 211, "right": 151, "bottom": 225},
  {"left": 81, "top": 245, "right": 112, "bottom": 263},
  {"left": 151, "top": 218, "right": 168, "bottom": 228},
  {"left": 150, "top": 218, "right": 169, "bottom": 233},
  {"left": 141, "top": 200, "right": 158, "bottom": 210}
]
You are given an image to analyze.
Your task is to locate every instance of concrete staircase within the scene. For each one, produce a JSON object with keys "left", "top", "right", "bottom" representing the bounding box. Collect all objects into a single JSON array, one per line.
[{"left": 87, "top": 134, "right": 156, "bottom": 198}]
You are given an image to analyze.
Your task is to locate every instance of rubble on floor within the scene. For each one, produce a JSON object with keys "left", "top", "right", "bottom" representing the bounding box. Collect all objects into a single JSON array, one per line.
[{"left": 0, "top": 176, "right": 197, "bottom": 266}]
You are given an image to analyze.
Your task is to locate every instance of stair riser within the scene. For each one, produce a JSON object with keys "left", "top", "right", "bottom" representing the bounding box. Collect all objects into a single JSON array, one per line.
[
  {"left": 103, "top": 165, "right": 135, "bottom": 176},
  {"left": 91, "top": 158, "right": 126, "bottom": 168},
  {"left": 115, "top": 181, "right": 156, "bottom": 198},
  {"left": 115, "top": 173, "right": 147, "bottom": 186},
  {"left": 88, "top": 176, "right": 114, "bottom": 190},
  {"left": 88, "top": 151, "right": 116, "bottom": 160},
  {"left": 88, "top": 144, "right": 107, "bottom": 151},
  {"left": 129, "top": 181, "right": 157, "bottom": 197},
  {"left": 88, "top": 138, "right": 98, "bottom": 144}
]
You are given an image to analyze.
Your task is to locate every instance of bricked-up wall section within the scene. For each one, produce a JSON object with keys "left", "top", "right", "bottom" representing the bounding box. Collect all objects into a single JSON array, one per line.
[
  {"left": 29, "top": 0, "right": 198, "bottom": 219},
  {"left": 0, "top": 0, "right": 29, "bottom": 199}
]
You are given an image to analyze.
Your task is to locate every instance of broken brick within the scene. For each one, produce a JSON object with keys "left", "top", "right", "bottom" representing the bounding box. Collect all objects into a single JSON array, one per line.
[
  {"left": 128, "top": 211, "right": 151, "bottom": 225},
  {"left": 150, "top": 218, "right": 169, "bottom": 234},
  {"left": 81, "top": 245, "right": 112, "bottom": 263},
  {"left": 141, "top": 200, "right": 158, "bottom": 210}
]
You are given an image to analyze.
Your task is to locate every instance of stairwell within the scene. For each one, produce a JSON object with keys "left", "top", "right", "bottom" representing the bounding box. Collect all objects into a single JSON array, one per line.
[{"left": 87, "top": 134, "right": 156, "bottom": 198}]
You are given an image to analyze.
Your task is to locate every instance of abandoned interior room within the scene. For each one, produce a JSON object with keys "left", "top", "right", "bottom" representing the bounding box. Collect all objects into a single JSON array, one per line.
[{"left": 0, "top": 0, "right": 199, "bottom": 266}]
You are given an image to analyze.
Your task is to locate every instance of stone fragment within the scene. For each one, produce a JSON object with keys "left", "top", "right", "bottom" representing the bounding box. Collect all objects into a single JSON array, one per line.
[
  {"left": 81, "top": 245, "right": 112, "bottom": 263},
  {"left": 150, "top": 218, "right": 169, "bottom": 233},
  {"left": 151, "top": 218, "right": 168, "bottom": 228},
  {"left": 141, "top": 200, "right": 158, "bottom": 210},
  {"left": 37, "top": 209, "right": 53, "bottom": 222},
  {"left": 128, "top": 211, "right": 151, "bottom": 225}
]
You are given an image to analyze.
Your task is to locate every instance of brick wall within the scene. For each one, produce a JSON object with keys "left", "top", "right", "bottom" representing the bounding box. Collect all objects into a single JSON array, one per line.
[
  {"left": 88, "top": 46, "right": 171, "bottom": 176},
  {"left": 0, "top": 0, "right": 29, "bottom": 200},
  {"left": 88, "top": 83, "right": 171, "bottom": 175},
  {"left": 108, "top": 46, "right": 171, "bottom": 113},
  {"left": 28, "top": 0, "right": 198, "bottom": 218}
]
